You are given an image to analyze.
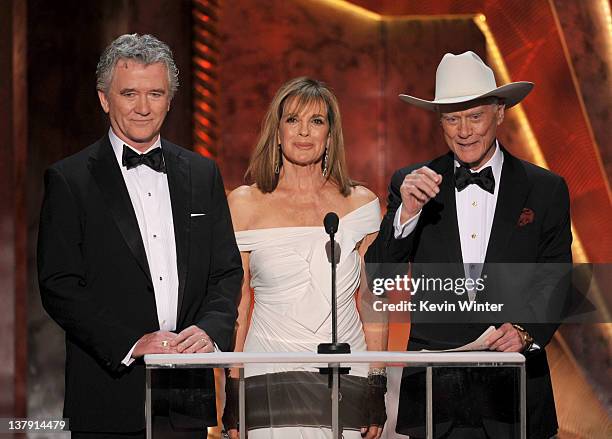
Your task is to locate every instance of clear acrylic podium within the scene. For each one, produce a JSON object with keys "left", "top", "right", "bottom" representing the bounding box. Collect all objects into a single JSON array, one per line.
[{"left": 144, "top": 351, "right": 525, "bottom": 439}]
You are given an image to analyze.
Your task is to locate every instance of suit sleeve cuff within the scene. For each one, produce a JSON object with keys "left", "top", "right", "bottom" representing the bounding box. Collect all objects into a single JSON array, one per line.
[
  {"left": 393, "top": 203, "right": 421, "bottom": 239},
  {"left": 121, "top": 341, "right": 139, "bottom": 366}
]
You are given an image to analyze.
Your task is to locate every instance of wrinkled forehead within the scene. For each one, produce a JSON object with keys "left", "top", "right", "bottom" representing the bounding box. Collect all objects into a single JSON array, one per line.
[
  {"left": 281, "top": 94, "right": 328, "bottom": 117},
  {"left": 439, "top": 102, "right": 499, "bottom": 117},
  {"left": 109, "top": 58, "right": 170, "bottom": 89}
]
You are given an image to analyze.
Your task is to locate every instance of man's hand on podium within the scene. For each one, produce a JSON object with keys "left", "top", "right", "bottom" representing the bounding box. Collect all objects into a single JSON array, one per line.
[
  {"left": 132, "top": 330, "right": 179, "bottom": 357},
  {"left": 131, "top": 326, "right": 215, "bottom": 359},
  {"left": 170, "top": 325, "right": 215, "bottom": 353},
  {"left": 485, "top": 323, "right": 526, "bottom": 352}
]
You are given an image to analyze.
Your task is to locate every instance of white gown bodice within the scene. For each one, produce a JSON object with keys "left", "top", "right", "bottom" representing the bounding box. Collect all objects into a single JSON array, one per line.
[{"left": 235, "top": 198, "right": 381, "bottom": 378}]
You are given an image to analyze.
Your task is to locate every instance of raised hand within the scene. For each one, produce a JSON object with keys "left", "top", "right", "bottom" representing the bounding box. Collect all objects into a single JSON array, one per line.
[{"left": 399, "top": 166, "right": 442, "bottom": 223}]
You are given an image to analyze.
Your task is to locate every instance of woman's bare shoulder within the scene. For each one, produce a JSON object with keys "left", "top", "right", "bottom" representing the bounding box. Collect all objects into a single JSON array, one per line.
[
  {"left": 349, "top": 185, "right": 378, "bottom": 207},
  {"left": 228, "top": 185, "right": 262, "bottom": 231},
  {"left": 228, "top": 185, "right": 258, "bottom": 203}
]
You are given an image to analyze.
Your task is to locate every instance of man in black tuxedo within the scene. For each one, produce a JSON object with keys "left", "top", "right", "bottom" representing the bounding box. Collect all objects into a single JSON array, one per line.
[
  {"left": 37, "top": 34, "right": 242, "bottom": 438},
  {"left": 366, "top": 52, "right": 571, "bottom": 438}
]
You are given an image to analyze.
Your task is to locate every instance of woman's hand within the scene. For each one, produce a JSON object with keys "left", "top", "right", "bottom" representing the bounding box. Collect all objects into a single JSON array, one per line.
[
  {"left": 222, "top": 375, "right": 247, "bottom": 438},
  {"left": 360, "top": 373, "right": 387, "bottom": 439}
]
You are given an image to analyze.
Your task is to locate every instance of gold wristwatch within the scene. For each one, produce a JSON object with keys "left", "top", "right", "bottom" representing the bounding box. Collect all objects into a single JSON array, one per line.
[{"left": 512, "top": 324, "right": 534, "bottom": 351}]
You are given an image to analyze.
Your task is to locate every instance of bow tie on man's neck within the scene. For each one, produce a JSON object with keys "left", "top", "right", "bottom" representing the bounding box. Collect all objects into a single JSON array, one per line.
[
  {"left": 122, "top": 144, "right": 166, "bottom": 173},
  {"left": 454, "top": 164, "right": 495, "bottom": 194}
]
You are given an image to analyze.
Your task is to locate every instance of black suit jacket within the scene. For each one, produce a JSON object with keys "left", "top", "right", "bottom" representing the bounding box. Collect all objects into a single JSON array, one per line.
[
  {"left": 37, "top": 136, "right": 243, "bottom": 432},
  {"left": 365, "top": 147, "right": 572, "bottom": 439}
]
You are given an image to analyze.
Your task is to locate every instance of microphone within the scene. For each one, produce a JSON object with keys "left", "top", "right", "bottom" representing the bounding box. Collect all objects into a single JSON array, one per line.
[
  {"left": 324, "top": 212, "right": 339, "bottom": 235},
  {"left": 318, "top": 212, "right": 350, "bottom": 359}
]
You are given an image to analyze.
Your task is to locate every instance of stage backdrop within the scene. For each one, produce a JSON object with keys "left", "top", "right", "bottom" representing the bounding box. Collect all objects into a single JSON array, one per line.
[{"left": 1, "top": 1, "right": 606, "bottom": 438}]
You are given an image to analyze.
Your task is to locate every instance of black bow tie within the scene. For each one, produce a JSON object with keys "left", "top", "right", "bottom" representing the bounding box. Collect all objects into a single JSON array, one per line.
[
  {"left": 122, "top": 145, "right": 166, "bottom": 173},
  {"left": 455, "top": 165, "right": 495, "bottom": 194}
]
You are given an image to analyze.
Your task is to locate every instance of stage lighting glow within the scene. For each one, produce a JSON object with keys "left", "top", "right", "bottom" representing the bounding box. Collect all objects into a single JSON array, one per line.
[
  {"left": 474, "top": 13, "right": 588, "bottom": 264},
  {"left": 193, "top": 0, "right": 219, "bottom": 159},
  {"left": 315, "top": 0, "right": 382, "bottom": 21},
  {"left": 549, "top": 0, "right": 612, "bottom": 206}
]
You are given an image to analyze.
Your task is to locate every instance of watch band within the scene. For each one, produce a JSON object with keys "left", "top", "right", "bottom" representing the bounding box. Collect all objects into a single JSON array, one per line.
[{"left": 512, "top": 324, "right": 534, "bottom": 351}]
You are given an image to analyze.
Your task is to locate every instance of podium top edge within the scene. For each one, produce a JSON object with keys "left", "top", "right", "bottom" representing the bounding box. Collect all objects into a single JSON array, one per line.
[{"left": 144, "top": 351, "right": 525, "bottom": 367}]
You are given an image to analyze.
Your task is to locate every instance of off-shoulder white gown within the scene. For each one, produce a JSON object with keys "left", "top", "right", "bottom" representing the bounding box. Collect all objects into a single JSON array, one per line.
[{"left": 234, "top": 198, "right": 381, "bottom": 439}]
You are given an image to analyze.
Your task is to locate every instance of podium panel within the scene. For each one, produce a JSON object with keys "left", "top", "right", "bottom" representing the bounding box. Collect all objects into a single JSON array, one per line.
[{"left": 144, "top": 352, "right": 525, "bottom": 439}]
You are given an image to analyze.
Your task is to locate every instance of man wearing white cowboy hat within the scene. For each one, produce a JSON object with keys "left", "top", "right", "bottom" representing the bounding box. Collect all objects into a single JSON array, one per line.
[{"left": 366, "top": 51, "right": 572, "bottom": 438}]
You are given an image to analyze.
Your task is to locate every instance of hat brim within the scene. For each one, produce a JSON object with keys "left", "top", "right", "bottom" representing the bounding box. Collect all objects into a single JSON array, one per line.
[{"left": 399, "top": 81, "right": 534, "bottom": 111}]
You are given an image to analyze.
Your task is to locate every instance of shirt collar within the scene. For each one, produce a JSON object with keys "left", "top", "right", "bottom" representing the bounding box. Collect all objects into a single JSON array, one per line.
[
  {"left": 108, "top": 128, "right": 162, "bottom": 169},
  {"left": 453, "top": 140, "right": 504, "bottom": 195}
]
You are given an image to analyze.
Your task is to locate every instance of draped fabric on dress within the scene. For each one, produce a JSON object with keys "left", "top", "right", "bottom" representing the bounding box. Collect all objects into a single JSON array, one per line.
[{"left": 235, "top": 199, "right": 381, "bottom": 437}]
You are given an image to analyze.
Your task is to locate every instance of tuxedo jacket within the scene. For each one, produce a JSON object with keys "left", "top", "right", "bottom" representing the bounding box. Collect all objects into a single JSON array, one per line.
[
  {"left": 37, "top": 136, "right": 243, "bottom": 432},
  {"left": 365, "top": 147, "right": 572, "bottom": 439}
]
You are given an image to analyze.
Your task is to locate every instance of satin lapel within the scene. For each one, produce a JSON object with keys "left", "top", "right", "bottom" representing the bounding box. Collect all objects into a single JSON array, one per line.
[
  {"left": 484, "top": 150, "right": 530, "bottom": 263},
  {"left": 88, "top": 137, "right": 152, "bottom": 284},
  {"left": 429, "top": 154, "right": 463, "bottom": 265},
  {"left": 162, "top": 141, "right": 191, "bottom": 323}
]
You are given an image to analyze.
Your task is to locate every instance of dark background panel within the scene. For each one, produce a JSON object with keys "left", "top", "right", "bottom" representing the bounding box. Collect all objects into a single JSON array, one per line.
[{"left": 25, "top": 0, "right": 194, "bottom": 421}]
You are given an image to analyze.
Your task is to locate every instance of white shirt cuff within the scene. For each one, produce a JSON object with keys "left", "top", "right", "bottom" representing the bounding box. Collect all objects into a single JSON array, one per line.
[
  {"left": 121, "top": 341, "right": 139, "bottom": 366},
  {"left": 393, "top": 203, "right": 421, "bottom": 239},
  {"left": 528, "top": 342, "right": 541, "bottom": 352}
]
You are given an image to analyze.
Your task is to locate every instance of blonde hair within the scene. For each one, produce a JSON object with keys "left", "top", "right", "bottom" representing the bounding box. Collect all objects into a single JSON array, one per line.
[{"left": 245, "top": 77, "right": 355, "bottom": 196}]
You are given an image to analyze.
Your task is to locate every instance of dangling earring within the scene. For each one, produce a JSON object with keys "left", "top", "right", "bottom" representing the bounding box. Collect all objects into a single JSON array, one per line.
[
  {"left": 322, "top": 146, "right": 329, "bottom": 177},
  {"left": 274, "top": 143, "right": 281, "bottom": 175}
]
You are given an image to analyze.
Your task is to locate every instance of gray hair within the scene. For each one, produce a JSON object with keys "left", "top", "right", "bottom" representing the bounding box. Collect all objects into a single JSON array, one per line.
[{"left": 96, "top": 33, "right": 179, "bottom": 99}]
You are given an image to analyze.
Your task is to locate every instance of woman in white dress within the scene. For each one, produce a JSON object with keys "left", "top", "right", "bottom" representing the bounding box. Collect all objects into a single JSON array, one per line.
[{"left": 224, "top": 77, "right": 387, "bottom": 439}]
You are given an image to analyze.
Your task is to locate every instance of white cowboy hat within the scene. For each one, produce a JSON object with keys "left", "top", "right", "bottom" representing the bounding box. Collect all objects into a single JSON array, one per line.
[{"left": 399, "top": 51, "right": 533, "bottom": 111}]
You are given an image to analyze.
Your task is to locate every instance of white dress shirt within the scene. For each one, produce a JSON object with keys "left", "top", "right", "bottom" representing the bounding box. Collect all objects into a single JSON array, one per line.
[
  {"left": 108, "top": 129, "right": 180, "bottom": 365},
  {"left": 394, "top": 141, "right": 502, "bottom": 248},
  {"left": 454, "top": 143, "right": 503, "bottom": 266},
  {"left": 394, "top": 142, "right": 504, "bottom": 299}
]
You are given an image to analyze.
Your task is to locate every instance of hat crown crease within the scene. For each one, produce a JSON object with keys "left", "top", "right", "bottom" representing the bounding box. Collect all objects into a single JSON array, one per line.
[{"left": 435, "top": 52, "right": 497, "bottom": 100}]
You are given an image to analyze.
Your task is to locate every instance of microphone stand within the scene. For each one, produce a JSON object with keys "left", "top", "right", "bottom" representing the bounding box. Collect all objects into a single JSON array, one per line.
[
  {"left": 317, "top": 223, "right": 351, "bottom": 355},
  {"left": 317, "top": 212, "right": 351, "bottom": 439},
  {"left": 318, "top": 213, "right": 350, "bottom": 439}
]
